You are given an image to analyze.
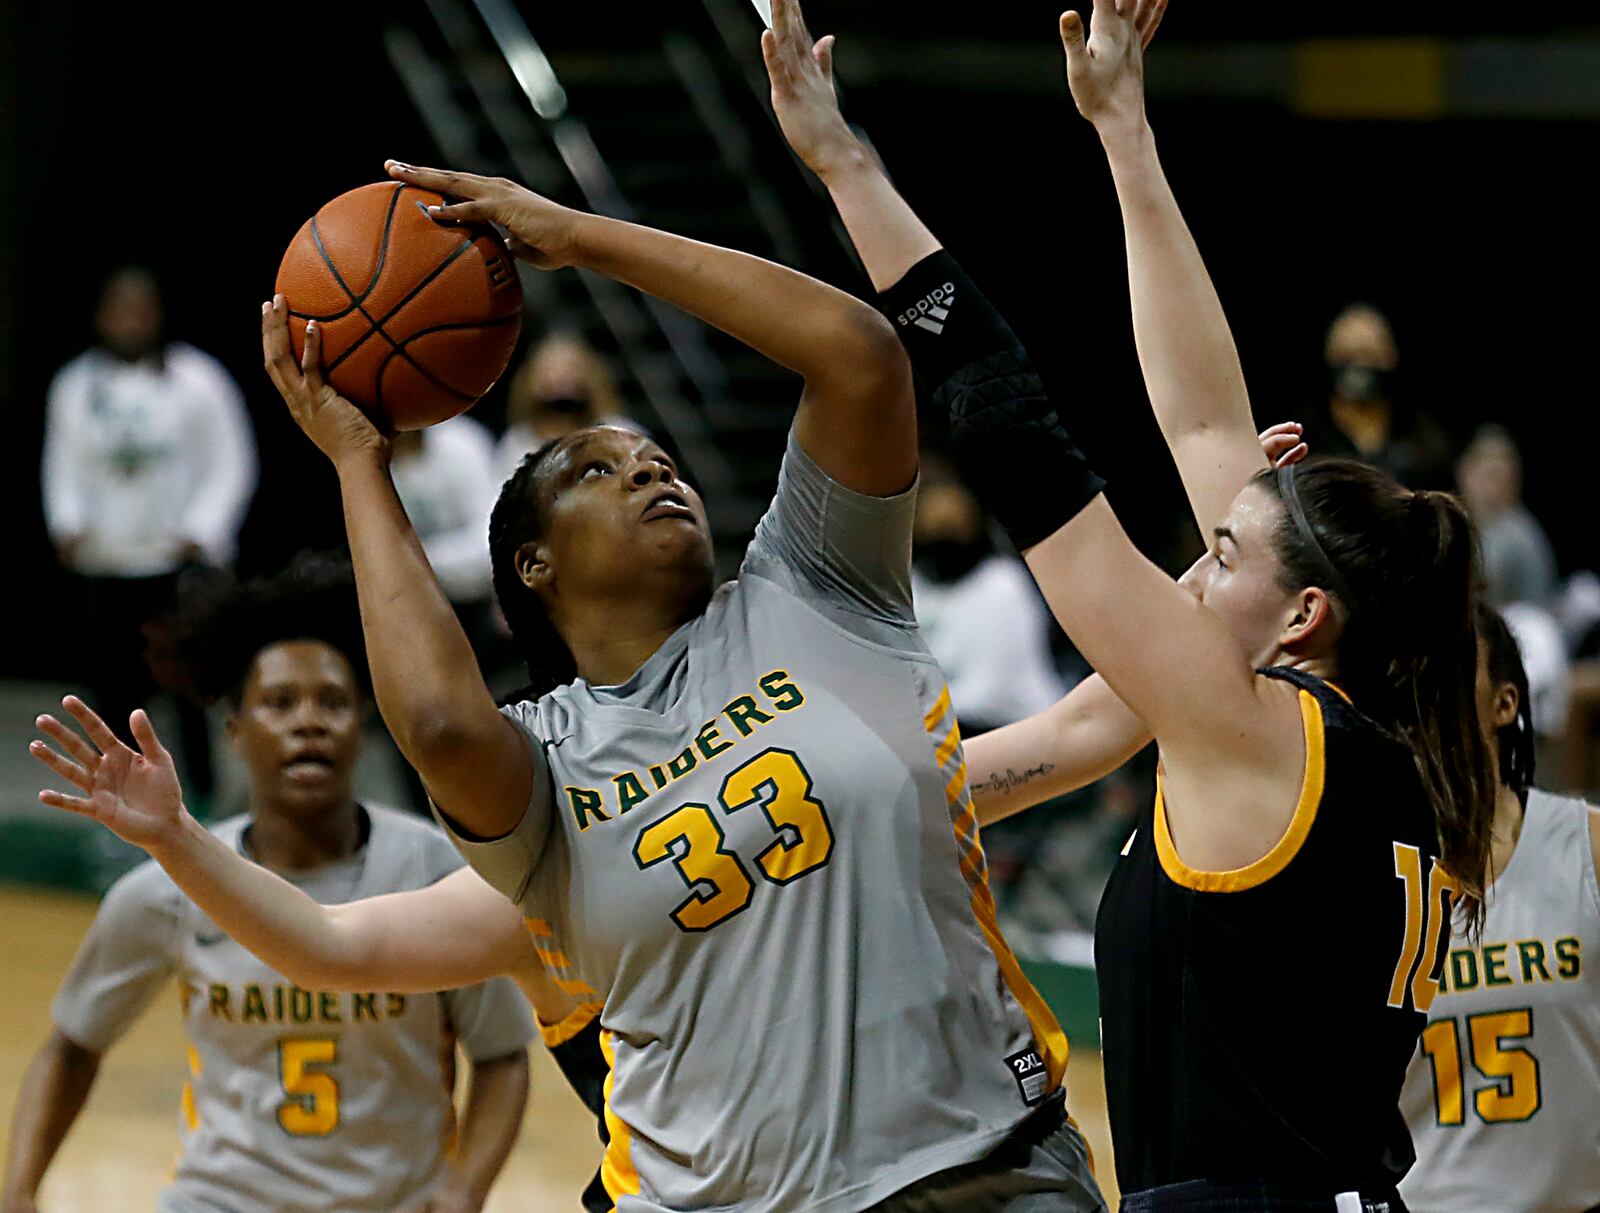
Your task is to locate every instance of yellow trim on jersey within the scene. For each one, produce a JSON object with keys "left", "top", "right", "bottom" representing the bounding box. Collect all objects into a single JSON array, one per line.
[
  {"left": 923, "top": 682, "right": 1071, "bottom": 1094},
  {"left": 535, "top": 946, "right": 572, "bottom": 968},
  {"left": 539, "top": 1000, "right": 604, "bottom": 1050},
  {"left": 1153, "top": 688, "right": 1326, "bottom": 893},
  {"left": 555, "top": 976, "right": 599, "bottom": 998},
  {"left": 180, "top": 1043, "right": 202, "bottom": 1132},
  {"left": 599, "top": 1029, "right": 642, "bottom": 1209}
]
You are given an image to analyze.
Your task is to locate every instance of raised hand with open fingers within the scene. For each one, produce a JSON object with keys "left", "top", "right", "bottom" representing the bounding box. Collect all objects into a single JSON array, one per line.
[
  {"left": 761, "top": 0, "right": 858, "bottom": 179},
  {"left": 261, "top": 295, "right": 388, "bottom": 468},
  {"left": 30, "top": 698, "right": 189, "bottom": 852},
  {"left": 384, "top": 162, "right": 579, "bottom": 270},
  {"left": 1060, "top": 0, "right": 1167, "bottom": 134}
]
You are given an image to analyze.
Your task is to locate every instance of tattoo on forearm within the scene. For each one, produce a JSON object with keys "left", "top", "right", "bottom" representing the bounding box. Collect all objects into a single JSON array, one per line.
[{"left": 976, "top": 763, "right": 1056, "bottom": 796}]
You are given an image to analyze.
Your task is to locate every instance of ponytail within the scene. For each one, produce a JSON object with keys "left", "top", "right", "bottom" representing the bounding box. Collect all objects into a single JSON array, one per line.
[
  {"left": 1393, "top": 492, "right": 1495, "bottom": 933},
  {"left": 1262, "top": 461, "right": 1496, "bottom": 933}
]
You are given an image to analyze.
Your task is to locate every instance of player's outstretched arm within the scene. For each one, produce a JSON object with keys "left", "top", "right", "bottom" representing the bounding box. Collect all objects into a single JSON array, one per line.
[
  {"left": 761, "top": 0, "right": 939, "bottom": 292},
  {"left": 965, "top": 426, "right": 1306, "bottom": 825},
  {"left": 261, "top": 301, "right": 541, "bottom": 842},
  {"left": 1, "top": 1031, "right": 100, "bottom": 1213},
  {"left": 29, "top": 700, "right": 537, "bottom": 994},
  {"left": 1063, "top": 0, "right": 1264, "bottom": 536},
  {"left": 383, "top": 160, "right": 914, "bottom": 498}
]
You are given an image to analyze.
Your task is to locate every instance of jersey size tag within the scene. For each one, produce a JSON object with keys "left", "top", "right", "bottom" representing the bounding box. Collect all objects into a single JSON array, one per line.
[{"left": 1005, "top": 1047, "right": 1049, "bottom": 1106}]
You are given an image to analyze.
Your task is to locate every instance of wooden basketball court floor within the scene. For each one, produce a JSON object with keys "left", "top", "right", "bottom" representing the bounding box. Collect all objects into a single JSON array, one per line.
[{"left": 1, "top": 883, "right": 1117, "bottom": 1210}]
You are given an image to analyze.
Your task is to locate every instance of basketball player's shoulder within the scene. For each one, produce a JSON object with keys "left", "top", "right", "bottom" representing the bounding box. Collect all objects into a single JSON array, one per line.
[{"left": 363, "top": 802, "right": 467, "bottom": 883}]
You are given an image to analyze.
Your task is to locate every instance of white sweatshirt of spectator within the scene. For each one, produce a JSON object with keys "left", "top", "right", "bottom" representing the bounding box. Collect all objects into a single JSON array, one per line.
[
  {"left": 42, "top": 344, "right": 257, "bottom": 577},
  {"left": 913, "top": 554, "right": 1067, "bottom": 732},
  {"left": 391, "top": 415, "right": 498, "bottom": 605}
]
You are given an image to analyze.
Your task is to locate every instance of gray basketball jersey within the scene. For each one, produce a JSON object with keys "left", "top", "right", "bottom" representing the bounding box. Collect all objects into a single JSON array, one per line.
[
  {"left": 1398, "top": 789, "right": 1600, "bottom": 1212},
  {"left": 440, "top": 435, "right": 1070, "bottom": 1213},
  {"left": 52, "top": 805, "right": 535, "bottom": 1213}
]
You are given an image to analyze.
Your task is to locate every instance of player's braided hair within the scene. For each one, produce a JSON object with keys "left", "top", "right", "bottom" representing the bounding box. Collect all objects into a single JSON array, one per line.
[
  {"left": 489, "top": 438, "right": 578, "bottom": 703},
  {"left": 1477, "top": 602, "right": 1536, "bottom": 803},
  {"left": 1258, "top": 457, "right": 1496, "bottom": 933},
  {"left": 145, "top": 552, "right": 369, "bottom": 706}
]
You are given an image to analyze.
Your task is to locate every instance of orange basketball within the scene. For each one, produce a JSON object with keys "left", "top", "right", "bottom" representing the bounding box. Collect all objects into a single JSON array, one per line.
[{"left": 275, "top": 182, "right": 523, "bottom": 430}]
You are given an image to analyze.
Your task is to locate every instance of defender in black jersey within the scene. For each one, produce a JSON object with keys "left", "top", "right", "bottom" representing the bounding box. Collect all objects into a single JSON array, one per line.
[
  {"left": 1098, "top": 667, "right": 1451, "bottom": 1200},
  {"left": 880, "top": 4, "right": 1499, "bottom": 1211}
]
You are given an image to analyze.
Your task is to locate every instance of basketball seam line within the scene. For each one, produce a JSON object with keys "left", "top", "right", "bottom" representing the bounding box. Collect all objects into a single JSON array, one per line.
[
  {"left": 374, "top": 315, "right": 522, "bottom": 412},
  {"left": 293, "top": 184, "right": 406, "bottom": 323},
  {"left": 323, "top": 236, "right": 483, "bottom": 377}
]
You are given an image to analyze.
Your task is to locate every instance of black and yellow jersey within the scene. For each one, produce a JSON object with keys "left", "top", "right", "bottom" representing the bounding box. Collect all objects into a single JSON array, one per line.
[{"left": 1096, "top": 667, "right": 1453, "bottom": 1198}]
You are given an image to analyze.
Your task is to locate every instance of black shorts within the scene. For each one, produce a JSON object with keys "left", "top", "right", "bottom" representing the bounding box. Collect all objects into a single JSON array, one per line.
[{"left": 1120, "top": 1179, "right": 1407, "bottom": 1213}]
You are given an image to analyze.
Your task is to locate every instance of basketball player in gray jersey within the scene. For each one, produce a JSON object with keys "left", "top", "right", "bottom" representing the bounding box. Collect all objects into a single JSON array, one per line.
[
  {"left": 1398, "top": 607, "right": 1600, "bottom": 1212},
  {"left": 226, "top": 29, "right": 1105, "bottom": 1209},
  {"left": 12, "top": 558, "right": 533, "bottom": 1213}
]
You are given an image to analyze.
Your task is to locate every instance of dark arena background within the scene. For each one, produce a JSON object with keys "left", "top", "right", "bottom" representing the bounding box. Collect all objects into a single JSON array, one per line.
[{"left": 1, "top": 1, "right": 1597, "bottom": 1207}]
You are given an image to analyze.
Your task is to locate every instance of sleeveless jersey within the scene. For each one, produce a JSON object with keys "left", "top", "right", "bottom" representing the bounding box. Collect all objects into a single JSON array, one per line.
[
  {"left": 51, "top": 805, "right": 534, "bottom": 1213},
  {"left": 1096, "top": 668, "right": 1452, "bottom": 1197},
  {"left": 1399, "top": 789, "right": 1600, "bottom": 1212},
  {"left": 439, "top": 434, "right": 1070, "bottom": 1213}
]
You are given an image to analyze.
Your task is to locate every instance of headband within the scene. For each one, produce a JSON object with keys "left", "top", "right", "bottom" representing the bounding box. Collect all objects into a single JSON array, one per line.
[{"left": 1276, "top": 464, "right": 1364, "bottom": 616}]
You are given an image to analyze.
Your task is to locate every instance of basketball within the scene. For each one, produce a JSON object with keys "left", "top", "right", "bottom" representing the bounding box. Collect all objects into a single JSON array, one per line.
[{"left": 274, "top": 182, "right": 523, "bottom": 431}]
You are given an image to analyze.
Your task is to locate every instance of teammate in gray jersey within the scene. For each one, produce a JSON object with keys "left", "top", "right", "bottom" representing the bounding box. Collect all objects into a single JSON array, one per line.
[
  {"left": 15, "top": 558, "right": 533, "bottom": 1213},
  {"left": 235, "top": 37, "right": 1108, "bottom": 1209},
  {"left": 1398, "top": 607, "right": 1600, "bottom": 1212}
]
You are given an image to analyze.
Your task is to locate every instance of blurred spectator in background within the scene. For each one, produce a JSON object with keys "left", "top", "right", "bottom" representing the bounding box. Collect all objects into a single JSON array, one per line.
[
  {"left": 911, "top": 459, "right": 1066, "bottom": 731},
  {"left": 1458, "top": 424, "right": 1560, "bottom": 609},
  {"left": 41, "top": 267, "right": 257, "bottom": 805},
  {"left": 390, "top": 416, "right": 502, "bottom": 672},
  {"left": 1312, "top": 303, "right": 1453, "bottom": 490},
  {"left": 495, "top": 331, "right": 632, "bottom": 482}
]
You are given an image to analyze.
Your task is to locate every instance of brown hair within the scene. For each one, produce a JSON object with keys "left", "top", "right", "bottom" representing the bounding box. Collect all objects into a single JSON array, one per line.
[{"left": 1258, "top": 459, "right": 1496, "bottom": 931}]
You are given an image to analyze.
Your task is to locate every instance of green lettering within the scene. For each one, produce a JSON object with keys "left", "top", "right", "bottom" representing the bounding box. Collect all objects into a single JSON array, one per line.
[
  {"left": 1516, "top": 940, "right": 1550, "bottom": 983},
  {"left": 242, "top": 985, "right": 268, "bottom": 1023},
  {"left": 613, "top": 771, "right": 649, "bottom": 816},
  {"left": 319, "top": 992, "right": 341, "bottom": 1023},
  {"left": 759, "top": 670, "right": 805, "bottom": 712},
  {"left": 1483, "top": 943, "right": 1512, "bottom": 987},
  {"left": 208, "top": 984, "right": 232, "bottom": 1021},
  {"left": 648, "top": 765, "right": 669, "bottom": 790},
  {"left": 1555, "top": 936, "right": 1582, "bottom": 979},
  {"left": 289, "top": 988, "right": 313, "bottom": 1024},
  {"left": 1449, "top": 948, "right": 1479, "bottom": 992},
  {"left": 696, "top": 719, "right": 734, "bottom": 761},
  {"left": 566, "top": 786, "right": 610, "bottom": 831},
  {"left": 352, "top": 992, "right": 379, "bottom": 1022},
  {"left": 667, "top": 747, "right": 698, "bottom": 780},
  {"left": 386, "top": 994, "right": 407, "bottom": 1018},
  {"left": 274, "top": 986, "right": 285, "bottom": 1022},
  {"left": 723, "top": 694, "right": 774, "bottom": 737}
]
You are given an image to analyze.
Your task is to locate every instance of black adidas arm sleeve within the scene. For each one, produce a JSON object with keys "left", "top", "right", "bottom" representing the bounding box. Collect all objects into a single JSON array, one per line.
[{"left": 877, "top": 250, "right": 1103, "bottom": 551}]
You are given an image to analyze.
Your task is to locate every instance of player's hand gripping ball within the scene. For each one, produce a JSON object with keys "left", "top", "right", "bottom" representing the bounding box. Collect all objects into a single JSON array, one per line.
[{"left": 274, "top": 180, "right": 524, "bottom": 431}]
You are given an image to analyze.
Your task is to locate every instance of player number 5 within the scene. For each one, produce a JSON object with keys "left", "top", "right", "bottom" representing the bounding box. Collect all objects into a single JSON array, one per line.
[{"left": 278, "top": 1037, "right": 340, "bottom": 1135}]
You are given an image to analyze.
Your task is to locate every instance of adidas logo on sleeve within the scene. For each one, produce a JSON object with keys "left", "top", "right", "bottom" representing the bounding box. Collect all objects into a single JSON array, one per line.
[{"left": 896, "top": 283, "right": 956, "bottom": 335}]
